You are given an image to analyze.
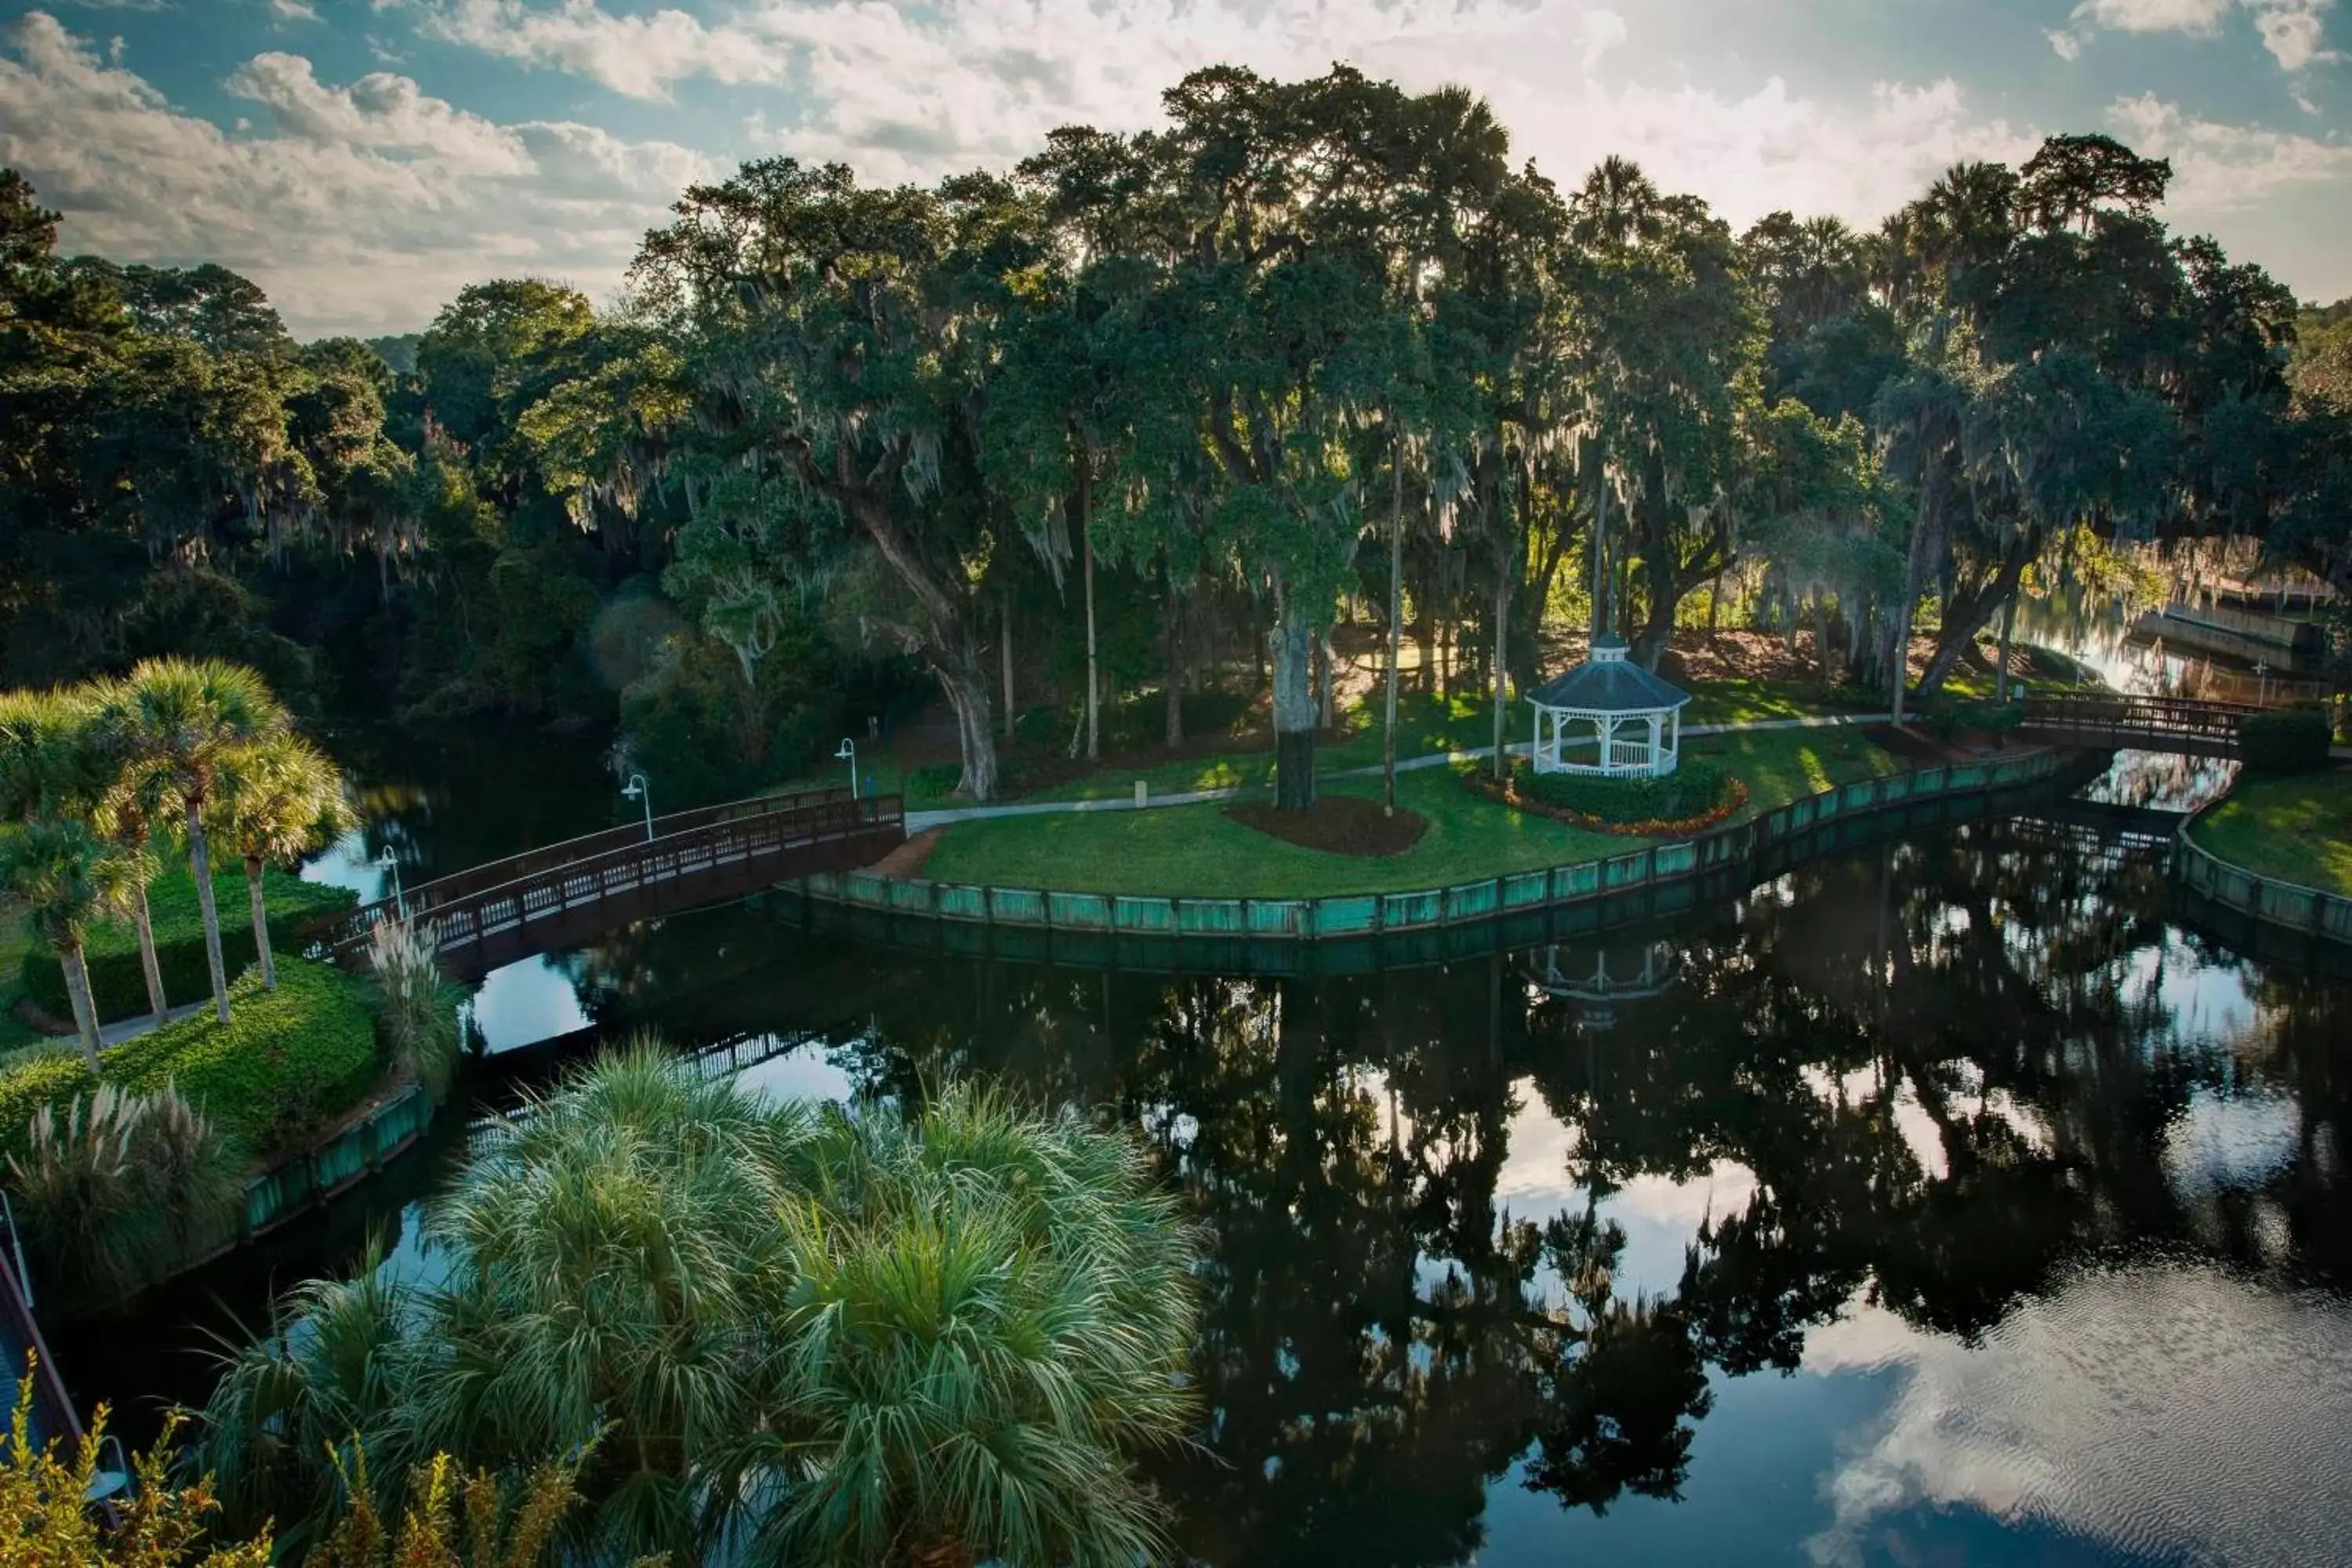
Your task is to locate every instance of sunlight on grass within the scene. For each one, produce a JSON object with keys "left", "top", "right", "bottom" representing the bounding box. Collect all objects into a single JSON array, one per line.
[
  {"left": 922, "top": 728, "right": 1904, "bottom": 897},
  {"left": 2193, "top": 772, "right": 2352, "bottom": 898}
]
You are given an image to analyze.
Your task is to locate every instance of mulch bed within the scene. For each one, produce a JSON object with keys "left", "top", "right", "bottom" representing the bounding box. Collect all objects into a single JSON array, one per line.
[
  {"left": 1225, "top": 795, "right": 1429, "bottom": 858},
  {"left": 1461, "top": 769, "right": 1749, "bottom": 837},
  {"left": 865, "top": 827, "right": 942, "bottom": 880}
]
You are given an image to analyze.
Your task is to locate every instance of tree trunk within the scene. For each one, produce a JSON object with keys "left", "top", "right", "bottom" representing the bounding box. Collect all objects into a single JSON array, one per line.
[
  {"left": 1000, "top": 597, "right": 1014, "bottom": 739},
  {"left": 1082, "top": 514, "right": 1099, "bottom": 764},
  {"left": 938, "top": 655, "right": 1000, "bottom": 802},
  {"left": 1814, "top": 596, "right": 1835, "bottom": 692},
  {"left": 1164, "top": 583, "right": 1185, "bottom": 748},
  {"left": 131, "top": 878, "right": 168, "bottom": 1027},
  {"left": 1385, "top": 431, "right": 1404, "bottom": 816},
  {"left": 1491, "top": 544, "right": 1512, "bottom": 782},
  {"left": 59, "top": 936, "right": 101, "bottom": 1071},
  {"left": 1318, "top": 633, "right": 1338, "bottom": 731},
  {"left": 245, "top": 854, "right": 276, "bottom": 990},
  {"left": 1994, "top": 586, "right": 2017, "bottom": 702},
  {"left": 186, "top": 796, "right": 230, "bottom": 1023},
  {"left": 1918, "top": 541, "right": 2032, "bottom": 699},
  {"left": 1272, "top": 592, "right": 1319, "bottom": 813}
]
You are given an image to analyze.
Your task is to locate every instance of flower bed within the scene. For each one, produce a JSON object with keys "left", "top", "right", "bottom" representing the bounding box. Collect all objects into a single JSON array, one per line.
[{"left": 1461, "top": 763, "right": 1750, "bottom": 838}]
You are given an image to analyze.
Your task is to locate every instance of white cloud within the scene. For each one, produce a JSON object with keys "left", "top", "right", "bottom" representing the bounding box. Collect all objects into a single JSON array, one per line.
[
  {"left": 1579, "top": 7, "right": 1628, "bottom": 74},
  {"left": 414, "top": 0, "right": 789, "bottom": 100},
  {"left": 2107, "top": 93, "right": 2352, "bottom": 209},
  {"left": 225, "top": 51, "right": 533, "bottom": 170},
  {"left": 2056, "top": 0, "right": 2338, "bottom": 72},
  {"left": 2071, "top": 0, "right": 2233, "bottom": 31},
  {"left": 0, "top": 11, "right": 717, "bottom": 333},
  {"left": 268, "top": 0, "right": 321, "bottom": 22}
]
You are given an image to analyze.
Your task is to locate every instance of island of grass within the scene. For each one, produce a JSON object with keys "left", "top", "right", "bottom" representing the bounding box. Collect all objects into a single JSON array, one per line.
[
  {"left": 2190, "top": 768, "right": 2352, "bottom": 899},
  {"left": 16, "top": 862, "right": 355, "bottom": 1026},
  {"left": 920, "top": 727, "right": 1907, "bottom": 898}
]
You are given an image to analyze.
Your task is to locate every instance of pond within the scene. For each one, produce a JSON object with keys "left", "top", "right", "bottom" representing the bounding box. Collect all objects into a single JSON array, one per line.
[{"left": 48, "top": 735, "right": 2352, "bottom": 1567}]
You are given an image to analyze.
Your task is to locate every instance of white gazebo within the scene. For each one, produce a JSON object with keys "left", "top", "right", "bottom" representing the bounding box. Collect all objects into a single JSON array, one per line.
[{"left": 1526, "top": 634, "right": 1692, "bottom": 778}]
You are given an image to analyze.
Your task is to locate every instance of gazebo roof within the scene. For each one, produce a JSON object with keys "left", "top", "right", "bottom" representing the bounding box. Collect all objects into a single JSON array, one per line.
[{"left": 1527, "top": 634, "right": 1691, "bottom": 714}]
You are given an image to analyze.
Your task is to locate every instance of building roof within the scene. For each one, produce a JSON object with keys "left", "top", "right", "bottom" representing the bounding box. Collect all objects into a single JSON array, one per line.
[{"left": 1527, "top": 636, "right": 1691, "bottom": 713}]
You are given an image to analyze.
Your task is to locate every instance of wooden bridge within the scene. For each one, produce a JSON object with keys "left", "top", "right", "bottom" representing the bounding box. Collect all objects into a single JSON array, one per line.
[
  {"left": 2016, "top": 693, "right": 2261, "bottom": 758},
  {"left": 332, "top": 788, "right": 906, "bottom": 980}
]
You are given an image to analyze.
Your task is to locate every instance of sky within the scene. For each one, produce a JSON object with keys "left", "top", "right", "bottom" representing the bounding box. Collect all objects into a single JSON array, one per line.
[{"left": 0, "top": 0, "right": 2345, "bottom": 338}]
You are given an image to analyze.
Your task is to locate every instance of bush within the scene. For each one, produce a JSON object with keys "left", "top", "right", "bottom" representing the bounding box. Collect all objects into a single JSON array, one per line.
[
  {"left": 2240, "top": 703, "right": 2333, "bottom": 775},
  {"left": 1512, "top": 758, "right": 1733, "bottom": 826},
  {"left": 20, "top": 864, "right": 358, "bottom": 1025},
  {"left": 905, "top": 761, "right": 964, "bottom": 802},
  {"left": 4, "top": 1081, "right": 245, "bottom": 1307},
  {"left": 368, "top": 924, "right": 463, "bottom": 1104}
]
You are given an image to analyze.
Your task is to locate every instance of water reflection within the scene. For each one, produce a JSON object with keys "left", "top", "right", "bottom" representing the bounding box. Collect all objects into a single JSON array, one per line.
[{"left": 69, "top": 807, "right": 2352, "bottom": 1566}]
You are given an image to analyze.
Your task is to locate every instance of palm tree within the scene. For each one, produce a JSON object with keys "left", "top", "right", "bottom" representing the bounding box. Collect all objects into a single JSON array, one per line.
[
  {"left": 208, "top": 735, "right": 350, "bottom": 990},
  {"left": 100, "top": 659, "right": 289, "bottom": 1024},
  {"left": 0, "top": 818, "right": 147, "bottom": 1069},
  {"left": 195, "top": 1047, "right": 1202, "bottom": 1566}
]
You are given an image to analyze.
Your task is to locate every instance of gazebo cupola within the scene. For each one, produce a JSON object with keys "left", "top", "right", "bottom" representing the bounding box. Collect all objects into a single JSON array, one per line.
[{"left": 1526, "top": 634, "right": 1692, "bottom": 778}]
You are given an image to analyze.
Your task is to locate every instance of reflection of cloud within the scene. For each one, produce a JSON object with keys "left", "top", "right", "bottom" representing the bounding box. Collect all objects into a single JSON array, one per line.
[
  {"left": 1802, "top": 1267, "right": 2352, "bottom": 1567},
  {"left": 2163, "top": 1083, "right": 2300, "bottom": 1199}
]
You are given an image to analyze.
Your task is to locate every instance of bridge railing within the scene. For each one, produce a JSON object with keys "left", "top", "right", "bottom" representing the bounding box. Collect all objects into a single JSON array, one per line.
[
  {"left": 2019, "top": 692, "right": 2256, "bottom": 749},
  {"left": 377, "top": 786, "right": 860, "bottom": 919},
  {"left": 336, "top": 790, "right": 902, "bottom": 956}
]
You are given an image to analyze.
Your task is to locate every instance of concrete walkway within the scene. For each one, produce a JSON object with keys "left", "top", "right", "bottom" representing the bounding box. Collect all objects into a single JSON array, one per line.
[
  {"left": 908, "top": 712, "right": 1896, "bottom": 830},
  {"left": 19, "top": 999, "right": 210, "bottom": 1056}
]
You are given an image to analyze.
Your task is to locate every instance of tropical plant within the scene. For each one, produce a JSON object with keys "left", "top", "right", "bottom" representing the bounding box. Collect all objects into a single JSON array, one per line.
[
  {"left": 193, "top": 1046, "right": 1202, "bottom": 1566},
  {"left": 99, "top": 660, "right": 289, "bottom": 1023},
  {"left": 307, "top": 1446, "right": 604, "bottom": 1568},
  {"left": 208, "top": 733, "right": 350, "bottom": 989},
  {"left": 0, "top": 1367, "right": 271, "bottom": 1568},
  {"left": 0, "top": 818, "right": 148, "bottom": 1066},
  {"left": 3, "top": 1080, "right": 244, "bottom": 1306},
  {"left": 367, "top": 920, "right": 463, "bottom": 1102}
]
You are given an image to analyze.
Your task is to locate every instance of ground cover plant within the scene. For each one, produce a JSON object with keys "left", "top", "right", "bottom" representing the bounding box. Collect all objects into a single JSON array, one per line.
[{"left": 2191, "top": 770, "right": 2352, "bottom": 898}]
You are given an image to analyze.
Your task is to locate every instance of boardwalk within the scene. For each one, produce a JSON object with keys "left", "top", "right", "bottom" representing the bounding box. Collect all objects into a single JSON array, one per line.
[{"left": 334, "top": 789, "right": 906, "bottom": 980}]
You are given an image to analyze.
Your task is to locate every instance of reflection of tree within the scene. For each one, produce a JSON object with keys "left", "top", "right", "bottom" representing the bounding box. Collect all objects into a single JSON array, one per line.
[{"left": 474, "top": 815, "right": 2352, "bottom": 1568}]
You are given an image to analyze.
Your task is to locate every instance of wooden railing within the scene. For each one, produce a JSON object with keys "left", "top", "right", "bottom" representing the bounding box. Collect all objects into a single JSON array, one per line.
[
  {"left": 2018, "top": 692, "right": 2258, "bottom": 756},
  {"left": 336, "top": 790, "right": 904, "bottom": 976}
]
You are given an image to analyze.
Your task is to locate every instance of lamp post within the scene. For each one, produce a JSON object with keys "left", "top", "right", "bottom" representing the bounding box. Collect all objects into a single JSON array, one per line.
[
  {"left": 622, "top": 773, "right": 654, "bottom": 841},
  {"left": 375, "top": 846, "right": 406, "bottom": 921},
  {"left": 2254, "top": 659, "right": 2270, "bottom": 706},
  {"left": 834, "top": 739, "right": 858, "bottom": 800}
]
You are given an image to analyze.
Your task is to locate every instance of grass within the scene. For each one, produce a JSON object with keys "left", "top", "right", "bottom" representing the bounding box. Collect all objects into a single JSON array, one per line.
[
  {"left": 0, "top": 957, "right": 382, "bottom": 1158},
  {"left": 1681, "top": 677, "right": 1886, "bottom": 727},
  {"left": 2190, "top": 768, "right": 2352, "bottom": 898},
  {"left": 920, "top": 726, "right": 1905, "bottom": 898},
  {"left": 0, "top": 824, "right": 41, "bottom": 1053}
]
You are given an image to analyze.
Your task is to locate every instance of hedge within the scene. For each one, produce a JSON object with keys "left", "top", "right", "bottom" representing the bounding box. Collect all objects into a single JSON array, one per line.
[
  {"left": 20, "top": 862, "right": 357, "bottom": 1025},
  {"left": 0, "top": 957, "right": 383, "bottom": 1160},
  {"left": 1509, "top": 757, "right": 1733, "bottom": 826},
  {"left": 2239, "top": 704, "right": 2333, "bottom": 776}
]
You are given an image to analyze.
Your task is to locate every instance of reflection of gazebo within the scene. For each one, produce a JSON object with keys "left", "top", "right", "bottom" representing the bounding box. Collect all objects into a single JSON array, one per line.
[
  {"left": 1527, "top": 635, "right": 1690, "bottom": 777},
  {"left": 1526, "top": 939, "right": 1679, "bottom": 1031}
]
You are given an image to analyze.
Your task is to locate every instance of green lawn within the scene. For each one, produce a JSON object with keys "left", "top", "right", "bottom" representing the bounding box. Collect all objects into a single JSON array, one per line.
[
  {"left": 920, "top": 726, "right": 1904, "bottom": 898},
  {"left": 2191, "top": 769, "right": 2352, "bottom": 898}
]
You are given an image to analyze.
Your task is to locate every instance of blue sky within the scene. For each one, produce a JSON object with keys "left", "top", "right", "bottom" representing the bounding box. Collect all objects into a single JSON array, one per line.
[{"left": 2, "top": 0, "right": 2344, "bottom": 336}]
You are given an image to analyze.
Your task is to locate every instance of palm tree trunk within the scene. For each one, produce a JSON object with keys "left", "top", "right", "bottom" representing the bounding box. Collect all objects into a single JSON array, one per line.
[
  {"left": 185, "top": 797, "right": 230, "bottom": 1022},
  {"left": 59, "top": 936, "right": 101, "bottom": 1071},
  {"left": 1082, "top": 512, "right": 1099, "bottom": 764},
  {"left": 131, "top": 879, "right": 169, "bottom": 1027},
  {"left": 244, "top": 854, "right": 276, "bottom": 989}
]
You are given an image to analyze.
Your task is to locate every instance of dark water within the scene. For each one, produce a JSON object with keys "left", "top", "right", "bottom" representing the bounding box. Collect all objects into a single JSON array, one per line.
[{"left": 53, "top": 742, "right": 2352, "bottom": 1567}]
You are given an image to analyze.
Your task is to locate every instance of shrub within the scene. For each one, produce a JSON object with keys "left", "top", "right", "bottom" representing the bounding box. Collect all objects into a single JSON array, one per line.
[
  {"left": 368, "top": 924, "right": 463, "bottom": 1104},
  {"left": 2239, "top": 703, "right": 2333, "bottom": 775},
  {"left": 905, "top": 761, "right": 964, "bottom": 802},
  {"left": 0, "top": 1051, "right": 96, "bottom": 1145},
  {"left": 1512, "top": 758, "right": 1733, "bottom": 826},
  {"left": 20, "top": 864, "right": 357, "bottom": 1025},
  {"left": 5, "top": 1081, "right": 244, "bottom": 1307},
  {"left": 0, "top": 1372, "right": 270, "bottom": 1568}
]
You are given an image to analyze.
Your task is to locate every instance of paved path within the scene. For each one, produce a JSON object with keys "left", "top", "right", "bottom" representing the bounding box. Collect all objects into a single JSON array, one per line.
[
  {"left": 18, "top": 999, "right": 209, "bottom": 1056},
  {"left": 908, "top": 712, "right": 1896, "bottom": 830}
]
